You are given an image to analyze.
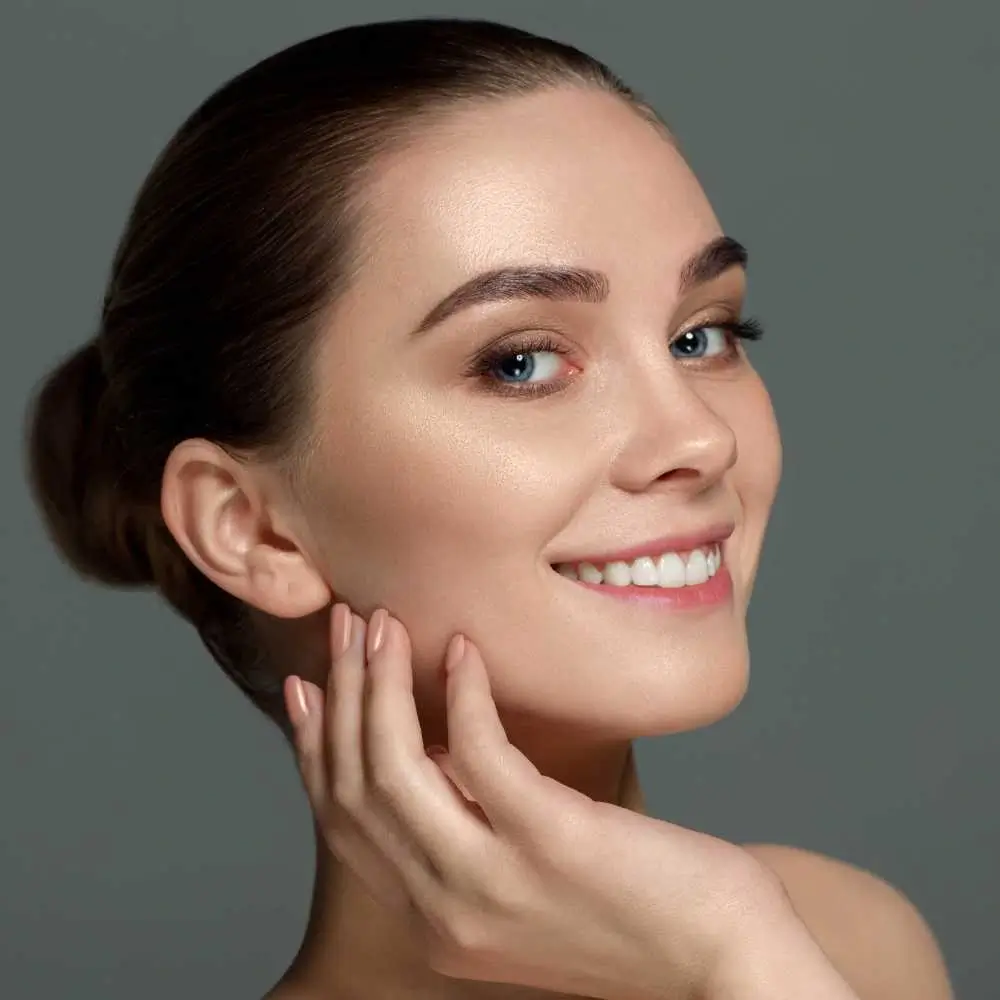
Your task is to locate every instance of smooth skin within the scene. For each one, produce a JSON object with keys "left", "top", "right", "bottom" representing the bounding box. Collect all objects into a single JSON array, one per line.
[
  {"left": 274, "top": 605, "right": 954, "bottom": 1000},
  {"left": 282, "top": 606, "right": 856, "bottom": 1000},
  {"left": 159, "top": 85, "right": 954, "bottom": 999}
]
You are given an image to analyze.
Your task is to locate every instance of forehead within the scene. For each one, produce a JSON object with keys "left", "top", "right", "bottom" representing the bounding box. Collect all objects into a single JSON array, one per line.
[{"left": 349, "top": 86, "right": 722, "bottom": 315}]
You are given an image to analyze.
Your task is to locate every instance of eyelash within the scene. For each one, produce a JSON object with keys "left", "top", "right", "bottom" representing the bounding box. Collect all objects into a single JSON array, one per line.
[{"left": 465, "top": 318, "right": 765, "bottom": 398}]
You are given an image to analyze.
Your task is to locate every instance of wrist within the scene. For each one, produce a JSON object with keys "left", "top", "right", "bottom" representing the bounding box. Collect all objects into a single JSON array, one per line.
[{"left": 705, "top": 902, "right": 860, "bottom": 1000}]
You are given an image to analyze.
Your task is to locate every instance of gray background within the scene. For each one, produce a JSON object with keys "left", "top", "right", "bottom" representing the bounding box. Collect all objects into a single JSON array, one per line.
[{"left": 2, "top": 1, "right": 996, "bottom": 997}]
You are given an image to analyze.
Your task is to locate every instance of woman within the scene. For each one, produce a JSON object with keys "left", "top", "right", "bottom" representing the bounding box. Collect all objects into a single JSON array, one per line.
[{"left": 25, "top": 17, "right": 953, "bottom": 1000}]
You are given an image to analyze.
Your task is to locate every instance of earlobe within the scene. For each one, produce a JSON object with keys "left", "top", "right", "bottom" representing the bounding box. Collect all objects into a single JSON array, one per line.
[{"left": 161, "top": 439, "right": 330, "bottom": 618}]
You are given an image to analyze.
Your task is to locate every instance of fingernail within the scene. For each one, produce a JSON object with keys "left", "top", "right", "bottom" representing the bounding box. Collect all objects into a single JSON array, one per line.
[
  {"left": 288, "top": 675, "right": 309, "bottom": 724},
  {"left": 445, "top": 634, "right": 466, "bottom": 673},
  {"left": 368, "top": 608, "right": 388, "bottom": 657},
  {"left": 424, "top": 744, "right": 448, "bottom": 756},
  {"left": 332, "top": 603, "right": 351, "bottom": 656},
  {"left": 304, "top": 681, "right": 323, "bottom": 717}
]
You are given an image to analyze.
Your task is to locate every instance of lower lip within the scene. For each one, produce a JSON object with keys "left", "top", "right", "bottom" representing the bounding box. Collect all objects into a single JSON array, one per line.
[{"left": 559, "top": 563, "right": 734, "bottom": 609}]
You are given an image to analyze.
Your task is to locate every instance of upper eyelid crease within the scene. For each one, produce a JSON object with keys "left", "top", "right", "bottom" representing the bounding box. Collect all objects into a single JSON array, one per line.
[{"left": 408, "top": 235, "right": 748, "bottom": 339}]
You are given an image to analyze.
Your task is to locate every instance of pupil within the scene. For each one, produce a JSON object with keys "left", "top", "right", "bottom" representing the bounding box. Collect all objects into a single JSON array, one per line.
[
  {"left": 676, "top": 331, "right": 704, "bottom": 356},
  {"left": 500, "top": 353, "right": 533, "bottom": 380}
]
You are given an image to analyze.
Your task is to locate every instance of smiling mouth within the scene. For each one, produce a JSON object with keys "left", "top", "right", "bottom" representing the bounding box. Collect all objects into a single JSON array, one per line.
[{"left": 551, "top": 543, "right": 724, "bottom": 590}]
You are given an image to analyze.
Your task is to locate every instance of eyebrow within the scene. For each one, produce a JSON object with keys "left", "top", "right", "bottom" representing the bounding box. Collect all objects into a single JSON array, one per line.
[{"left": 409, "top": 235, "right": 748, "bottom": 338}]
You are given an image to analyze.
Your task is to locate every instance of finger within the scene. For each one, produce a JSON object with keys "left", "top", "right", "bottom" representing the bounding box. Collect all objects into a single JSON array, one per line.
[
  {"left": 294, "top": 680, "right": 414, "bottom": 915},
  {"left": 305, "top": 624, "right": 431, "bottom": 916},
  {"left": 328, "top": 826, "right": 413, "bottom": 914},
  {"left": 328, "top": 609, "right": 368, "bottom": 810},
  {"left": 285, "top": 676, "right": 330, "bottom": 814},
  {"left": 364, "top": 613, "right": 492, "bottom": 864},
  {"left": 363, "top": 608, "right": 426, "bottom": 760},
  {"left": 444, "top": 636, "right": 550, "bottom": 839},
  {"left": 324, "top": 608, "right": 427, "bottom": 883},
  {"left": 324, "top": 610, "right": 460, "bottom": 911},
  {"left": 428, "top": 749, "right": 490, "bottom": 825}
]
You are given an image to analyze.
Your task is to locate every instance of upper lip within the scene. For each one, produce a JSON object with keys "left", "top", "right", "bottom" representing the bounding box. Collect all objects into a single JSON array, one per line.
[{"left": 550, "top": 522, "right": 736, "bottom": 566}]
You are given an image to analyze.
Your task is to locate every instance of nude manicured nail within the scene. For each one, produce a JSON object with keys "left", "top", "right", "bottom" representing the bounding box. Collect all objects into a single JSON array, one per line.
[
  {"left": 445, "top": 634, "right": 466, "bottom": 673},
  {"left": 368, "top": 608, "right": 388, "bottom": 657},
  {"left": 288, "top": 676, "right": 309, "bottom": 723},
  {"left": 332, "top": 603, "right": 352, "bottom": 656}
]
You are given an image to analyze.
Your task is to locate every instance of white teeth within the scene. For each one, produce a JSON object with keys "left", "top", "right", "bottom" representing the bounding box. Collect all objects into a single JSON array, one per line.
[
  {"left": 630, "top": 556, "right": 660, "bottom": 587},
  {"left": 657, "top": 552, "right": 687, "bottom": 588},
  {"left": 603, "top": 561, "right": 632, "bottom": 587},
  {"left": 555, "top": 544, "right": 723, "bottom": 589},
  {"left": 685, "top": 548, "right": 709, "bottom": 586}
]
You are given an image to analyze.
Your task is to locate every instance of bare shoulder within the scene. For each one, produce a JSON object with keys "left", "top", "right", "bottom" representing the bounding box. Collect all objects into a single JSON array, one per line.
[
  {"left": 261, "top": 984, "right": 307, "bottom": 1000},
  {"left": 260, "top": 979, "right": 328, "bottom": 1000},
  {"left": 261, "top": 974, "right": 359, "bottom": 1000},
  {"left": 743, "top": 842, "right": 954, "bottom": 1000}
]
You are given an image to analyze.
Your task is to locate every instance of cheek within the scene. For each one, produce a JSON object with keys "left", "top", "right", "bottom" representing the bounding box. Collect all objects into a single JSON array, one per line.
[
  {"left": 296, "top": 370, "right": 772, "bottom": 736},
  {"left": 743, "top": 376, "right": 782, "bottom": 510},
  {"left": 721, "top": 373, "right": 782, "bottom": 585},
  {"left": 302, "top": 384, "right": 589, "bottom": 618}
]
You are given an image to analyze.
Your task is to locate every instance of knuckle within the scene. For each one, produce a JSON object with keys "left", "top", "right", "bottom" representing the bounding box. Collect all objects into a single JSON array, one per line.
[
  {"left": 326, "top": 829, "right": 352, "bottom": 861},
  {"left": 425, "top": 939, "right": 466, "bottom": 978},
  {"left": 529, "top": 801, "right": 595, "bottom": 870},
  {"left": 331, "top": 775, "right": 364, "bottom": 815},
  {"left": 369, "top": 760, "right": 404, "bottom": 800},
  {"left": 428, "top": 904, "right": 492, "bottom": 964},
  {"left": 470, "top": 855, "right": 532, "bottom": 918},
  {"left": 315, "top": 819, "right": 351, "bottom": 863}
]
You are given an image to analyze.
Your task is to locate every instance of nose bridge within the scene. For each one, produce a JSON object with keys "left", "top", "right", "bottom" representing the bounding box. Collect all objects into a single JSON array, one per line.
[{"left": 610, "top": 354, "right": 737, "bottom": 488}]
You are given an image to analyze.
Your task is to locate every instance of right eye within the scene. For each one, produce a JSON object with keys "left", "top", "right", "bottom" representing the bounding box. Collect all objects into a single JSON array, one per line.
[
  {"left": 466, "top": 332, "right": 578, "bottom": 398},
  {"left": 487, "top": 348, "right": 565, "bottom": 384}
]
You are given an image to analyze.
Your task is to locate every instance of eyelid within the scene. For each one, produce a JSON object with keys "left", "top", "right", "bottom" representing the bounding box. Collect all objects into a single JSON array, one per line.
[
  {"left": 466, "top": 326, "right": 578, "bottom": 367},
  {"left": 673, "top": 304, "right": 744, "bottom": 336}
]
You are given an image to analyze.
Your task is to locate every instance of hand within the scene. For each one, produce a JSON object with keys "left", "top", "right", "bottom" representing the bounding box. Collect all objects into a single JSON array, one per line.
[{"left": 283, "top": 604, "right": 789, "bottom": 1000}]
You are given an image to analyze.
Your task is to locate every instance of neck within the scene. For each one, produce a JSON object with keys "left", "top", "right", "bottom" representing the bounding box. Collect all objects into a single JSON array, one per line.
[{"left": 277, "top": 739, "right": 646, "bottom": 999}]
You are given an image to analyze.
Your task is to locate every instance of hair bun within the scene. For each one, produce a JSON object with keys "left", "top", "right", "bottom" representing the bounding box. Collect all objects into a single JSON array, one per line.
[{"left": 26, "top": 340, "right": 157, "bottom": 587}]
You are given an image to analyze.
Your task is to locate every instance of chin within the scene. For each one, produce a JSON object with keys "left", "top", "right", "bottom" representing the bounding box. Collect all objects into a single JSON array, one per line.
[
  {"left": 651, "top": 648, "right": 750, "bottom": 736},
  {"left": 612, "top": 642, "right": 751, "bottom": 739}
]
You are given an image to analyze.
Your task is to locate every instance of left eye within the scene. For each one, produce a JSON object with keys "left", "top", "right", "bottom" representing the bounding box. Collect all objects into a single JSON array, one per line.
[
  {"left": 491, "top": 349, "right": 565, "bottom": 384},
  {"left": 670, "top": 325, "right": 732, "bottom": 360}
]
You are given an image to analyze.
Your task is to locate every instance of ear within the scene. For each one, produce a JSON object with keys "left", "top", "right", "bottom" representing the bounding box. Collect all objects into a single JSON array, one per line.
[{"left": 160, "top": 438, "right": 330, "bottom": 618}]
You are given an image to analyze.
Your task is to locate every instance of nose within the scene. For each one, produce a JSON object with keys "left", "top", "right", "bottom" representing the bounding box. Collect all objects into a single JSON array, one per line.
[{"left": 607, "top": 359, "right": 738, "bottom": 495}]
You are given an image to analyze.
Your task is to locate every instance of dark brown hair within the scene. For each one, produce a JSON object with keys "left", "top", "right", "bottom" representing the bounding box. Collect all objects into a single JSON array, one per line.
[{"left": 25, "top": 17, "right": 663, "bottom": 734}]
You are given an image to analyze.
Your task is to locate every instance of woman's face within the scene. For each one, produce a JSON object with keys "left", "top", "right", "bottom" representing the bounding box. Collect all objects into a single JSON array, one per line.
[{"left": 294, "top": 85, "right": 781, "bottom": 740}]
